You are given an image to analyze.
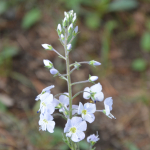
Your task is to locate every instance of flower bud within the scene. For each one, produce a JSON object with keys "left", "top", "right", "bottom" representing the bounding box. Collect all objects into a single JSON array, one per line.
[
  {"left": 50, "top": 68, "right": 58, "bottom": 75},
  {"left": 68, "top": 23, "right": 73, "bottom": 33},
  {"left": 57, "top": 24, "right": 62, "bottom": 35},
  {"left": 63, "top": 17, "right": 67, "bottom": 27},
  {"left": 73, "top": 13, "right": 76, "bottom": 22},
  {"left": 89, "top": 76, "right": 98, "bottom": 82},
  {"left": 89, "top": 60, "right": 101, "bottom": 66},
  {"left": 73, "top": 26, "right": 78, "bottom": 36},
  {"left": 61, "top": 34, "right": 64, "bottom": 41},
  {"left": 42, "top": 44, "right": 53, "bottom": 50},
  {"left": 67, "top": 44, "right": 72, "bottom": 50},
  {"left": 43, "top": 59, "right": 53, "bottom": 68}
]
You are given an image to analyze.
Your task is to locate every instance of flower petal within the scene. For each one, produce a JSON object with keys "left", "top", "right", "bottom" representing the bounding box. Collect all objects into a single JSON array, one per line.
[
  {"left": 76, "top": 120, "right": 87, "bottom": 131},
  {"left": 84, "top": 113, "right": 95, "bottom": 123},
  {"left": 90, "top": 82, "right": 102, "bottom": 93},
  {"left": 83, "top": 87, "right": 90, "bottom": 99},
  {"left": 84, "top": 103, "right": 96, "bottom": 113},
  {"left": 94, "top": 92, "right": 104, "bottom": 102},
  {"left": 71, "top": 131, "right": 85, "bottom": 142},
  {"left": 47, "top": 121, "right": 55, "bottom": 133},
  {"left": 78, "top": 102, "right": 84, "bottom": 114}
]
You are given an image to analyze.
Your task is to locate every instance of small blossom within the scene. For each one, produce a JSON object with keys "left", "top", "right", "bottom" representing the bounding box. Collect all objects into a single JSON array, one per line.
[
  {"left": 87, "top": 133, "right": 100, "bottom": 145},
  {"left": 89, "top": 60, "right": 101, "bottom": 66},
  {"left": 89, "top": 76, "right": 98, "bottom": 82},
  {"left": 39, "top": 93, "right": 54, "bottom": 114},
  {"left": 61, "top": 34, "right": 64, "bottom": 41},
  {"left": 39, "top": 113, "right": 55, "bottom": 133},
  {"left": 63, "top": 17, "right": 67, "bottom": 27},
  {"left": 64, "top": 117, "right": 87, "bottom": 142},
  {"left": 67, "top": 44, "right": 72, "bottom": 50},
  {"left": 50, "top": 68, "right": 58, "bottom": 75},
  {"left": 83, "top": 83, "right": 104, "bottom": 102},
  {"left": 35, "top": 85, "right": 54, "bottom": 101},
  {"left": 43, "top": 59, "right": 53, "bottom": 68},
  {"left": 78, "top": 102, "right": 96, "bottom": 123},
  {"left": 104, "top": 97, "right": 116, "bottom": 119},
  {"left": 42, "top": 44, "right": 53, "bottom": 50}
]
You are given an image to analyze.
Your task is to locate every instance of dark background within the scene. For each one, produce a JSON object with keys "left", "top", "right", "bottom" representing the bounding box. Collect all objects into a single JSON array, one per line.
[{"left": 0, "top": 0, "right": 150, "bottom": 150}]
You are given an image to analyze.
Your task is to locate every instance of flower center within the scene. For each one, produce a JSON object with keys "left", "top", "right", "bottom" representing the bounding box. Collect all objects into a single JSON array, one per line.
[
  {"left": 42, "top": 102, "right": 46, "bottom": 107},
  {"left": 82, "top": 109, "right": 87, "bottom": 115},
  {"left": 42, "top": 91, "right": 46, "bottom": 94},
  {"left": 90, "top": 91, "right": 96, "bottom": 100},
  {"left": 43, "top": 119, "right": 48, "bottom": 124},
  {"left": 70, "top": 127, "right": 77, "bottom": 133}
]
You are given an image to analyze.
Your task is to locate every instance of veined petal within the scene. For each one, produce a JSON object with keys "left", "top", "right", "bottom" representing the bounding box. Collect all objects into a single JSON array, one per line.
[
  {"left": 59, "top": 93, "right": 69, "bottom": 106},
  {"left": 94, "top": 92, "right": 104, "bottom": 102},
  {"left": 76, "top": 120, "right": 87, "bottom": 131},
  {"left": 83, "top": 87, "right": 90, "bottom": 99},
  {"left": 90, "top": 82, "right": 102, "bottom": 93},
  {"left": 104, "top": 97, "right": 113, "bottom": 111},
  {"left": 84, "top": 113, "right": 95, "bottom": 123},
  {"left": 47, "top": 121, "right": 55, "bottom": 133},
  {"left": 71, "top": 131, "right": 85, "bottom": 142},
  {"left": 84, "top": 103, "right": 96, "bottom": 113},
  {"left": 71, "top": 117, "right": 82, "bottom": 127},
  {"left": 64, "top": 119, "right": 72, "bottom": 133},
  {"left": 42, "top": 85, "right": 54, "bottom": 93},
  {"left": 78, "top": 102, "right": 84, "bottom": 114}
]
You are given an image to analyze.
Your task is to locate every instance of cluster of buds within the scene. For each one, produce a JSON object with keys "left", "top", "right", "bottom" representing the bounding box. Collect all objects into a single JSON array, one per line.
[{"left": 35, "top": 10, "right": 116, "bottom": 150}]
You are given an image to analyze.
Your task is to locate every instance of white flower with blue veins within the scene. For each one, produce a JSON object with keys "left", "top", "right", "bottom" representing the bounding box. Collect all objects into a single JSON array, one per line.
[
  {"left": 39, "top": 113, "right": 55, "bottom": 133},
  {"left": 83, "top": 83, "right": 104, "bottom": 103},
  {"left": 35, "top": 85, "right": 54, "bottom": 101},
  {"left": 39, "top": 93, "right": 54, "bottom": 114},
  {"left": 104, "top": 97, "right": 116, "bottom": 119},
  {"left": 64, "top": 117, "right": 87, "bottom": 142},
  {"left": 78, "top": 102, "right": 96, "bottom": 123},
  {"left": 87, "top": 133, "right": 99, "bottom": 144}
]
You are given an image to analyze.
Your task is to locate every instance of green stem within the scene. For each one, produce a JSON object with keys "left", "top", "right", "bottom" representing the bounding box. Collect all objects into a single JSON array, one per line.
[
  {"left": 71, "top": 80, "right": 89, "bottom": 86},
  {"left": 64, "top": 29, "right": 72, "bottom": 119}
]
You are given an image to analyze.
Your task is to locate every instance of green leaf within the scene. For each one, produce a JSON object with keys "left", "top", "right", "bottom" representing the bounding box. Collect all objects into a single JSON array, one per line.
[
  {"left": 131, "top": 58, "right": 147, "bottom": 72},
  {"left": 0, "top": 1, "right": 8, "bottom": 15},
  {"left": 85, "top": 13, "right": 100, "bottom": 30},
  {"left": 109, "top": 0, "right": 138, "bottom": 12},
  {"left": 0, "top": 46, "right": 19, "bottom": 65},
  {"left": 141, "top": 32, "right": 150, "bottom": 52},
  {"left": 22, "top": 8, "right": 41, "bottom": 29}
]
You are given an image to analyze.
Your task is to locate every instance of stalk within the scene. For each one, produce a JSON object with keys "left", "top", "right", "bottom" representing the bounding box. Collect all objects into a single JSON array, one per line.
[{"left": 64, "top": 29, "right": 72, "bottom": 119}]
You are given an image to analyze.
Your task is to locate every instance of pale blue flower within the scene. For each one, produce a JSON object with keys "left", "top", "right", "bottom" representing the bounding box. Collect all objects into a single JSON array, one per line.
[
  {"left": 104, "top": 97, "right": 116, "bottom": 119},
  {"left": 39, "top": 113, "right": 55, "bottom": 133},
  {"left": 68, "top": 23, "right": 73, "bottom": 33},
  {"left": 87, "top": 133, "right": 99, "bottom": 144},
  {"left": 35, "top": 85, "right": 54, "bottom": 101},
  {"left": 78, "top": 102, "right": 96, "bottom": 123},
  {"left": 39, "top": 93, "right": 54, "bottom": 114},
  {"left": 64, "top": 117, "right": 87, "bottom": 142},
  {"left": 83, "top": 83, "right": 104, "bottom": 102}
]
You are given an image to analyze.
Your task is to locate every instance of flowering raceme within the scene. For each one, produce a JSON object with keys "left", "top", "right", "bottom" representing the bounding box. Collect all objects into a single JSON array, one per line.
[{"left": 34, "top": 10, "right": 116, "bottom": 150}]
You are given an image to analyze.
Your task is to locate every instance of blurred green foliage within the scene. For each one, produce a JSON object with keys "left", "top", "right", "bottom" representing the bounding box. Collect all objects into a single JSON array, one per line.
[
  {"left": 0, "top": 46, "right": 19, "bottom": 76},
  {"left": 22, "top": 8, "right": 42, "bottom": 29},
  {"left": 141, "top": 32, "right": 150, "bottom": 52},
  {"left": 125, "top": 142, "right": 139, "bottom": 150},
  {"left": 131, "top": 58, "right": 147, "bottom": 72}
]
